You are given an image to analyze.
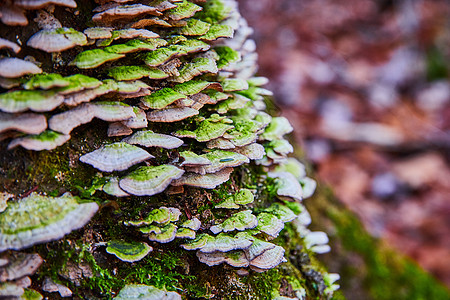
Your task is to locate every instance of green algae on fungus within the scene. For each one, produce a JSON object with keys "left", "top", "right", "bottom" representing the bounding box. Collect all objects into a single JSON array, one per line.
[
  {"left": 210, "top": 210, "right": 257, "bottom": 234},
  {"left": 143, "top": 46, "right": 183, "bottom": 67},
  {"left": 119, "top": 165, "right": 184, "bottom": 196},
  {"left": 247, "top": 77, "right": 269, "bottom": 87},
  {"left": 0, "top": 193, "right": 98, "bottom": 251},
  {"left": 176, "top": 227, "right": 196, "bottom": 239},
  {"left": 182, "top": 232, "right": 253, "bottom": 253},
  {"left": 225, "top": 119, "right": 264, "bottom": 147},
  {"left": 214, "top": 46, "right": 241, "bottom": 69},
  {"left": 126, "top": 207, "right": 171, "bottom": 226},
  {"left": 175, "top": 119, "right": 234, "bottom": 142},
  {"left": 79, "top": 142, "right": 153, "bottom": 172},
  {"left": 7, "top": 130, "right": 70, "bottom": 151},
  {"left": 141, "top": 88, "right": 187, "bottom": 109},
  {"left": 177, "top": 18, "right": 211, "bottom": 36},
  {"left": 70, "top": 49, "right": 125, "bottom": 69},
  {"left": 267, "top": 139, "right": 294, "bottom": 157},
  {"left": 166, "top": 0, "right": 202, "bottom": 21},
  {"left": 215, "top": 188, "right": 254, "bottom": 209},
  {"left": 196, "top": 0, "right": 231, "bottom": 24},
  {"left": 142, "top": 40, "right": 210, "bottom": 67},
  {"left": 181, "top": 217, "right": 201, "bottom": 231},
  {"left": 0, "top": 90, "right": 64, "bottom": 113},
  {"left": 215, "top": 94, "right": 250, "bottom": 114},
  {"left": 172, "top": 80, "right": 221, "bottom": 96},
  {"left": 148, "top": 223, "right": 178, "bottom": 243},
  {"left": 23, "top": 73, "right": 71, "bottom": 90},
  {"left": 179, "top": 151, "right": 211, "bottom": 167},
  {"left": 263, "top": 203, "right": 297, "bottom": 223},
  {"left": 260, "top": 117, "right": 294, "bottom": 141},
  {"left": 114, "top": 284, "right": 181, "bottom": 300},
  {"left": 102, "top": 177, "right": 130, "bottom": 197},
  {"left": 170, "top": 57, "right": 218, "bottom": 83},
  {"left": 255, "top": 212, "right": 285, "bottom": 238},
  {"left": 202, "top": 150, "right": 249, "bottom": 173},
  {"left": 104, "top": 38, "right": 167, "bottom": 54},
  {"left": 199, "top": 24, "right": 234, "bottom": 41},
  {"left": 106, "top": 240, "right": 152, "bottom": 262},
  {"left": 221, "top": 78, "right": 249, "bottom": 92},
  {"left": 56, "top": 74, "right": 102, "bottom": 94},
  {"left": 108, "top": 65, "right": 168, "bottom": 81},
  {"left": 90, "top": 101, "right": 135, "bottom": 120}
]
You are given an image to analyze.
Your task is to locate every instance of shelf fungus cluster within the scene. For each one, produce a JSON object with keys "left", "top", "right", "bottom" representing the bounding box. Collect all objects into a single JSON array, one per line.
[{"left": 0, "top": 0, "right": 339, "bottom": 298}]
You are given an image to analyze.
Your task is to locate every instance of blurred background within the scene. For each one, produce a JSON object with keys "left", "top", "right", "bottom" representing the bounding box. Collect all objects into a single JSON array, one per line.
[{"left": 237, "top": 0, "right": 450, "bottom": 290}]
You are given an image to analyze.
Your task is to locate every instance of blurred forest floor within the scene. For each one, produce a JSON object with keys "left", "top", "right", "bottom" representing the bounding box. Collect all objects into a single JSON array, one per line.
[{"left": 238, "top": 0, "right": 450, "bottom": 287}]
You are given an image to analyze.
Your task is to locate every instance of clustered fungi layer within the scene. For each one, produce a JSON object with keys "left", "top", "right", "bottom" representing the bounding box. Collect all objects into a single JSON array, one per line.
[{"left": 0, "top": 0, "right": 339, "bottom": 299}]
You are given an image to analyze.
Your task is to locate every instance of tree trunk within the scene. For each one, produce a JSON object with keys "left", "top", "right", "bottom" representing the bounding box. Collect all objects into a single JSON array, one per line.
[{"left": 0, "top": 1, "right": 448, "bottom": 299}]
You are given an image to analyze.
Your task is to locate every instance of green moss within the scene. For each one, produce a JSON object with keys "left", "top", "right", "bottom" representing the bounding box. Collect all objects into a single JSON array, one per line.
[
  {"left": 245, "top": 269, "right": 282, "bottom": 298},
  {"left": 120, "top": 250, "right": 193, "bottom": 291},
  {"left": 426, "top": 46, "right": 449, "bottom": 80},
  {"left": 80, "top": 246, "right": 122, "bottom": 296},
  {"left": 310, "top": 187, "right": 450, "bottom": 300}
]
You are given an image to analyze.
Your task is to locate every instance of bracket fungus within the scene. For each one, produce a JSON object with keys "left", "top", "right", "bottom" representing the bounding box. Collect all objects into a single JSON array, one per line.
[
  {"left": 171, "top": 167, "right": 233, "bottom": 189},
  {"left": 105, "top": 240, "right": 153, "bottom": 262},
  {"left": 0, "top": 0, "right": 338, "bottom": 297},
  {"left": 102, "top": 177, "right": 131, "bottom": 197},
  {"left": 210, "top": 210, "right": 257, "bottom": 234},
  {"left": 197, "top": 250, "right": 249, "bottom": 267},
  {"left": 268, "top": 171, "right": 303, "bottom": 202},
  {"left": 0, "top": 112, "right": 47, "bottom": 135},
  {"left": 176, "top": 227, "right": 196, "bottom": 239},
  {"left": 0, "top": 193, "right": 98, "bottom": 251},
  {"left": 141, "top": 87, "right": 187, "bottom": 109},
  {"left": 119, "top": 165, "right": 184, "bottom": 196},
  {"left": 123, "top": 130, "right": 184, "bottom": 149},
  {"left": 80, "top": 142, "right": 153, "bottom": 172},
  {"left": 0, "top": 38, "right": 21, "bottom": 54},
  {"left": 0, "top": 58, "right": 41, "bottom": 79},
  {"left": 114, "top": 284, "right": 181, "bottom": 300},
  {"left": 215, "top": 188, "right": 254, "bottom": 209},
  {"left": 27, "top": 28, "right": 88, "bottom": 52},
  {"left": 126, "top": 206, "right": 172, "bottom": 226},
  {"left": 7, "top": 130, "right": 70, "bottom": 151},
  {"left": 148, "top": 223, "right": 178, "bottom": 243},
  {"left": 180, "top": 217, "right": 201, "bottom": 231}
]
